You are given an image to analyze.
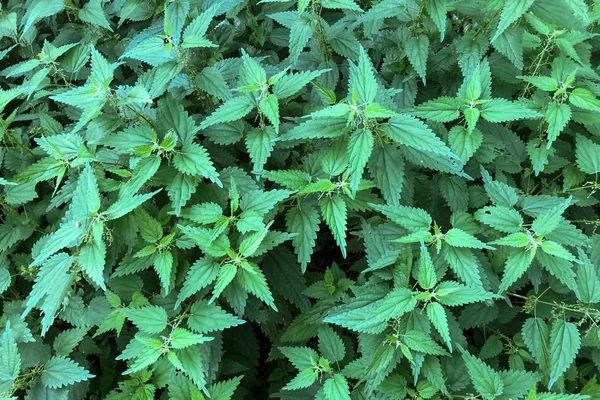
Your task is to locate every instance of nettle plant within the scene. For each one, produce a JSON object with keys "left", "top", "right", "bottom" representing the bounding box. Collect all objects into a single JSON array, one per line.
[{"left": 0, "top": 0, "right": 600, "bottom": 399}]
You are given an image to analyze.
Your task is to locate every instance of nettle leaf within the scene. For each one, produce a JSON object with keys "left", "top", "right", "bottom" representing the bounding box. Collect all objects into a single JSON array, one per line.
[
  {"left": 406, "top": 35, "right": 429, "bottom": 84},
  {"left": 491, "top": 0, "right": 535, "bottom": 42},
  {"left": 385, "top": 114, "right": 455, "bottom": 158},
  {"left": 462, "top": 352, "right": 504, "bottom": 399},
  {"left": 174, "top": 143, "right": 221, "bottom": 186},
  {"left": 480, "top": 99, "right": 541, "bottom": 123},
  {"left": 41, "top": 356, "right": 94, "bottom": 389},
  {"left": 120, "top": 305, "right": 168, "bottom": 334},
  {"left": 320, "top": 195, "right": 348, "bottom": 258},
  {"left": 548, "top": 320, "right": 580, "bottom": 389}
]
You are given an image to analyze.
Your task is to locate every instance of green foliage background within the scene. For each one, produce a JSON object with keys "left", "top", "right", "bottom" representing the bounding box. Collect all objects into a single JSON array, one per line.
[{"left": 1, "top": 0, "right": 600, "bottom": 398}]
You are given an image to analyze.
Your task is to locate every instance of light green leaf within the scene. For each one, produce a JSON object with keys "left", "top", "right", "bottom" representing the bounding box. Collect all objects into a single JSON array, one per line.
[
  {"left": 286, "top": 205, "right": 320, "bottom": 272},
  {"left": 480, "top": 98, "right": 541, "bottom": 123},
  {"left": 575, "top": 134, "right": 600, "bottom": 174},
  {"left": 246, "top": 126, "right": 276, "bottom": 175},
  {"left": 445, "top": 228, "right": 492, "bottom": 249},
  {"left": 491, "top": 0, "right": 535, "bottom": 42},
  {"left": 406, "top": 35, "right": 429, "bottom": 84},
  {"left": 569, "top": 88, "right": 600, "bottom": 112},
  {"left": 412, "top": 97, "right": 460, "bottom": 122},
  {"left": 545, "top": 102, "right": 571, "bottom": 145},
  {"left": 318, "top": 326, "right": 345, "bottom": 362},
  {"left": 462, "top": 352, "right": 504, "bottom": 399},
  {"left": 499, "top": 249, "right": 536, "bottom": 292},
  {"left": 320, "top": 195, "right": 348, "bottom": 258},
  {"left": 371, "top": 203, "right": 432, "bottom": 232},
  {"left": 105, "top": 190, "right": 161, "bottom": 220},
  {"left": 352, "top": 47, "right": 377, "bottom": 105},
  {"left": 427, "top": 302, "right": 452, "bottom": 352},
  {"left": 120, "top": 305, "right": 168, "bottom": 334},
  {"left": 199, "top": 96, "right": 255, "bottom": 130},
  {"left": 323, "top": 374, "right": 351, "bottom": 400},
  {"left": 187, "top": 300, "right": 245, "bottom": 334},
  {"left": 385, "top": 114, "right": 455, "bottom": 157},
  {"left": 174, "top": 143, "right": 221, "bottom": 186},
  {"left": 347, "top": 129, "right": 374, "bottom": 193},
  {"left": 41, "top": 356, "right": 94, "bottom": 389},
  {"left": 548, "top": 320, "right": 580, "bottom": 389}
]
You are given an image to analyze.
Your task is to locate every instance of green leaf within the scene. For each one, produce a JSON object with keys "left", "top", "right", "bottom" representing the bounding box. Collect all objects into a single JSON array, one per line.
[
  {"left": 177, "top": 258, "right": 220, "bottom": 307},
  {"left": 519, "top": 76, "right": 558, "bottom": 91},
  {"left": 259, "top": 95, "right": 280, "bottom": 133},
  {"left": 480, "top": 98, "right": 541, "bottom": 123},
  {"left": 427, "top": 302, "right": 452, "bottom": 352},
  {"left": 41, "top": 356, "right": 94, "bottom": 389},
  {"left": 168, "top": 173, "right": 198, "bottom": 216},
  {"left": 367, "top": 145, "right": 405, "bottom": 206},
  {"left": 286, "top": 205, "right": 320, "bottom": 272},
  {"left": 209, "top": 263, "right": 238, "bottom": 304},
  {"left": 284, "top": 368, "right": 318, "bottom": 390},
  {"left": 320, "top": 195, "right": 348, "bottom": 258},
  {"left": 491, "top": 0, "right": 535, "bottom": 42},
  {"left": 199, "top": 96, "right": 255, "bottom": 130},
  {"left": 351, "top": 47, "right": 377, "bottom": 105},
  {"left": 403, "top": 330, "right": 447, "bottom": 355},
  {"left": 120, "top": 305, "right": 168, "bottom": 334},
  {"left": 174, "top": 143, "right": 221, "bottom": 186},
  {"left": 445, "top": 228, "right": 492, "bottom": 249},
  {"left": 209, "top": 376, "right": 243, "bottom": 400},
  {"left": 279, "top": 346, "right": 319, "bottom": 370},
  {"left": 435, "top": 281, "right": 496, "bottom": 306},
  {"left": 412, "top": 97, "right": 460, "bottom": 122},
  {"left": 371, "top": 203, "right": 432, "bottom": 232},
  {"left": 170, "top": 328, "right": 211, "bottom": 349},
  {"left": 0, "top": 326, "right": 20, "bottom": 382},
  {"left": 347, "top": 129, "right": 374, "bottom": 193},
  {"left": 443, "top": 246, "right": 481, "bottom": 287},
  {"left": 385, "top": 114, "right": 455, "bottom": 157},
  {"left": 576, "top": 250, "right": 600, "bottom": 304},
  {"left": 246, "top": 126, "right": 276, "bottom": 175},
  {"left": 575, "top": 134, "right": 600, "bottom": 174},
  {"left": 476, "top": 206, "right": 523, "bottom": 233},
  {"left": 79, "top": 0, "right": 112, "bottom": 31},
  {"left": 492, "top": 27, "right": 524, "bottom": 70},
  {"left": 545, "top": 102, "right": 571, "bottom": 145},
  {"left": 318, "top": 326, "right": 345, "bottom": 362},
  {"left": 154, "top": 251, "right": 174, "bottom": 293},
  {"left": 237, "top": 262, "right": 277, "bottom": 311},
  {"left": 531, "top": 196, "right": 571, "bottom": 236},
  {"left": 462, "top": 352, "right": 504, "bottom": 399},
  {"left": 78, "top": 220, "right": 106, "bottom": 289},
  {"left": 569, "top": 88, "right": 600, "bottom": 112},
  {"left": 323, "top": 374, "right": 351, "bottom": 400},
  {"left": 371, "top": 288, "right": 417, "bottom": 323},
  {"left": 406, "top": 35, "right": 429, "bottom": 84},
  {"left": 183, "top": 203, "right": 223, "bottom": 224},
  {"left": 417, "top": 243, "right": 437, "bottom": 290},
  {"left": 273, "top": 69, "right": 327, "bottom": 98},
  {"left": 548, "top": 320, "right": 580, "bottom": 389},
  {"left": 105, "top": 190, "right": 161, "bottom": 220},
  {"left": 183, "top": 5, "right": 217, "bottom": 48},
  {"left": 424, "top": 0, "right": 447, "bottom": 41},
  {"left": 540, "top": 240, "right": 576, "bottom": 261},
  {"left": 499, "top": 249, "right": 536, "bottom": 292},
  {"left": 21, "top": 0, "right": 64, "bottom": 37},
  {"left": 187, "top": 300, "right": 245, "bottom": 334},
  {"left": 322, "top": 0, "right": 361, "bottom": 11},
  {"left": 449, "top": 126, "right": 483, "bottom": 163}
]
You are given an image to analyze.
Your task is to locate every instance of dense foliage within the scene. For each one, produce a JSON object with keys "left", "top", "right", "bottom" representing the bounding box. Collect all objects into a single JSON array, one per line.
[{"left": 1, "top": 0, "right": 600, "bottom": 398}]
